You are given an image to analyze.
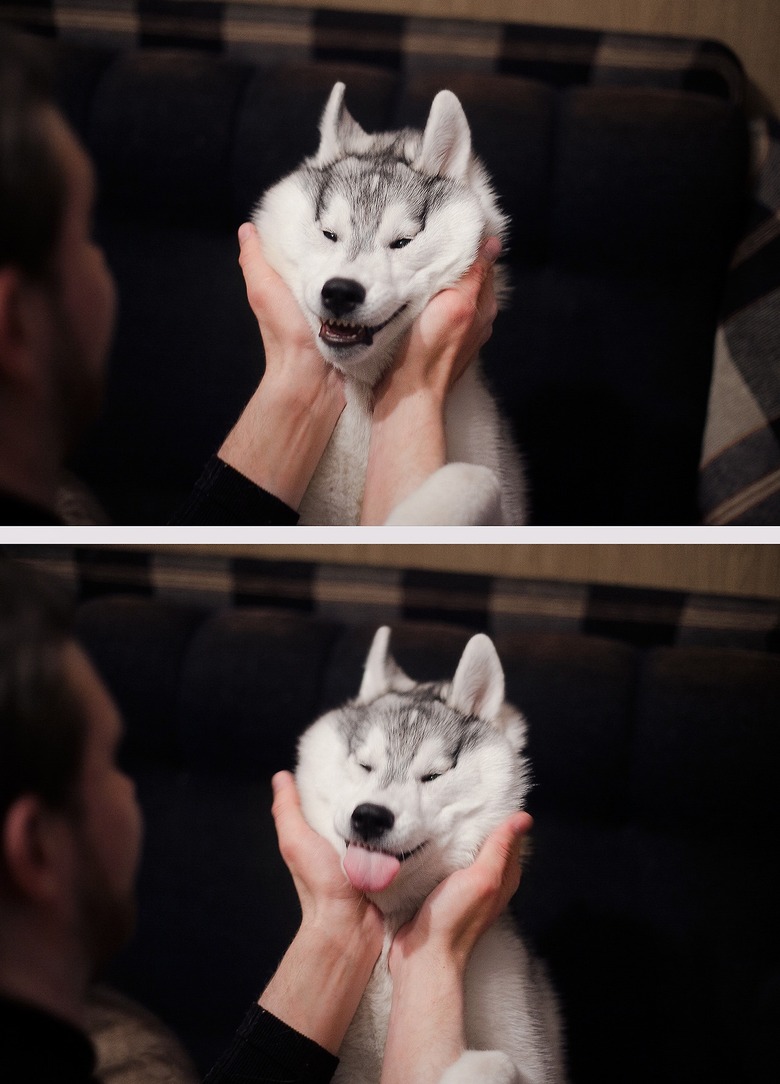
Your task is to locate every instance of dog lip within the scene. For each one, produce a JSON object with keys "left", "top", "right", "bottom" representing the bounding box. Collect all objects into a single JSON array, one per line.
[
  {"left": 320, "top": 321, "right": 372, "bottom": 347},
  {"left": 320, "top": 303, "right": 408, "bottom": 349},
  {"left": 345, "top": 839, "right": 427, "bottom": 863},
  {"left": 398, "top": 841, "right": 427, "bottom": 862}
]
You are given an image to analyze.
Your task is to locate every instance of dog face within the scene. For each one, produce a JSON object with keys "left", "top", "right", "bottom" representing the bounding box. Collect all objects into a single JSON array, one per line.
[
  {"left": 295, "top": 628, "right": 529, "bottom": 917},
  {"left": 255, "top": 83, "right": 507, "bottom": 386}
]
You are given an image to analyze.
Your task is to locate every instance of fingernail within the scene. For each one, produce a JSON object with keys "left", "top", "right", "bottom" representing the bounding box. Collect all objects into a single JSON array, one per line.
[
  {"left": 511, "top": 811, "right": 532, "bottom": 835},
  {"left": 238, "top": 222, "right": 253, "bottom": 244}
]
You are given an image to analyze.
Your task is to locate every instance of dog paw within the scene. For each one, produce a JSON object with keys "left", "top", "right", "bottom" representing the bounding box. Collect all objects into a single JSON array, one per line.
[
  {"left": 384, "top": 463, "right": 503, "bottom": 525},
  {"left": 439, "top": 1049, "right": 521, "bottom": 1084}
]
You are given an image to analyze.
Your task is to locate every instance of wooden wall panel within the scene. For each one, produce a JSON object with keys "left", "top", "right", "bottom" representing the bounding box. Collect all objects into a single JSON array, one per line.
[
  {"left": 151, "top": 544, "right": 780, "bottom": 599},
  {"left": 230, "top": 0, "right": 779, "bottom": 114}
]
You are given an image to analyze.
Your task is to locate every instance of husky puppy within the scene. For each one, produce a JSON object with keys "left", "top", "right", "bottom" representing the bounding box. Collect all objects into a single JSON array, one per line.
[
  {"left": 253, "top": 84, "right": 526, "bottom": 525},
  {"left": 296, "top": 627, "right": 566, "bottom": 1083}
]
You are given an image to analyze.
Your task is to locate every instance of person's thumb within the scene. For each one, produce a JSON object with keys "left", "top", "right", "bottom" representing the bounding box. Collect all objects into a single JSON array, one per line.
[
  {"left": 476, "top": 811, "right": 533, "bottom": 892},
  {"left": 471, "top": 236, "right": 502, "bottom": 283},
  {"left": 451, "top": 236, "right": 501, "bottom": 308},
  {"left": 238, "top": 220, "right": 258, "bottom": 249},
  {"left": 270, "top": 770, "right": 305, "bottom": 848}
]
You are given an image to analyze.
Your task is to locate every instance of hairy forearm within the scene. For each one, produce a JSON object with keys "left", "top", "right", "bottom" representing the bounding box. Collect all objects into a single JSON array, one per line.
[
  {"left": 258, "top": 917, "right": 380, "bottom": 1056},
  {"left": 381, "top": 955, "right": 465, "bottom": 1084},
  {"left": 219, "top": 368, "right": 344, "bottom": 511},
  {"left": 360, "top": 389, "right": 447, "bottom": 525}
]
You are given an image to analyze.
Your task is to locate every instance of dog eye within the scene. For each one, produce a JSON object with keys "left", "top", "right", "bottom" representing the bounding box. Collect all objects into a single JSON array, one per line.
[
  {"left": 358, "top": 762, "right": 373, "bottom": 774},
  {"left": 420, "top": 772, "right": 441, "bottom": 783},
  {"left": 322, "top": 229, "right": 338, "bottom": 242},
  {"left": 390, "top": 237, "right": 412, "bottom": 250}
]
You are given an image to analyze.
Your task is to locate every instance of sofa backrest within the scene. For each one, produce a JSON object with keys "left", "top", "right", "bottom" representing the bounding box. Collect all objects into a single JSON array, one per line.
[
  {"left": 28, "top": 17, "right": 748, "bottom": 523},
  {"left": 76, "top": 597, "right": 780, "bottom": 1081}
]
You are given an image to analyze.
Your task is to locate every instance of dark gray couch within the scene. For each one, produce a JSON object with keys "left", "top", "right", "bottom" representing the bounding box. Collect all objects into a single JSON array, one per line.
[
  {"left": 75, "top": 594, "right": 780, "bottom": 1082},
  {"left": 27, "top": 20, "right": 750, "bottom": 524}
]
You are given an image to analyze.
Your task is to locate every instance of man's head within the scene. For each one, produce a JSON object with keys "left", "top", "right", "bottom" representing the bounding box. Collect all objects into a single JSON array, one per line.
[
  {"left": 0, "top": 30, "right": 116, "bottom": 465},
  {"left": 0, "top": 31, "right": 65, "bottom": 280},
  {"left": 0, "top": 561, "right": 141, "bottom": 979}
]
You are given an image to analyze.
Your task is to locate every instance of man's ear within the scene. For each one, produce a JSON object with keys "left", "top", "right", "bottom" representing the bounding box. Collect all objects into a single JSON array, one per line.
[{"left": 2, "top": 794, "right": 73, "bottom": 904}]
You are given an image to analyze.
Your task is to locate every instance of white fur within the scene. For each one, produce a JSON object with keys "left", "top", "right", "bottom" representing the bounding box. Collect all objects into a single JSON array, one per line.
[
  {"left": 295, "top": 628, "right": 566, "bottom": 1083},
  {"left": 253, "top": 83, "right": 527, "bottom": 525}
]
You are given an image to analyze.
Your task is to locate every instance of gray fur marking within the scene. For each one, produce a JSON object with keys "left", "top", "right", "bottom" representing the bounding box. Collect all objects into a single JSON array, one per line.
[
  {"left": 335, "top": 686, "right": 528, "bottom": 797},
  {"left": 310, "top": 156, "right": 453, "bottom": 259}
]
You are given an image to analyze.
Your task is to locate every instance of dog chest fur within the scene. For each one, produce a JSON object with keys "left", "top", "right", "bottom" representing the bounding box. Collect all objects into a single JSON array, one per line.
[
  {"left": 334, "top": 920, "right": 562, "bottom": 1084},
  {"left": 297, "top": 366, "right": 525, "bottom": 525},
  {"left": 297, "top": 381, "right": 372, "bottom": 525}
]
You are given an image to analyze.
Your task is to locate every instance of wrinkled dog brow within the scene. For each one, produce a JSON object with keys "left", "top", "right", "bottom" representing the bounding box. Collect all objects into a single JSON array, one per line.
[{"left": 339, "top": 691, "right": 489, "bottom": 786}]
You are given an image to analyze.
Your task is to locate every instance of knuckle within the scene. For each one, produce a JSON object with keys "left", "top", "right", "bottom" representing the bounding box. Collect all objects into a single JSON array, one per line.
[
  {"left": 473, "top": 864, "right": 502, "bottom": 902},
  {"left": 451, "top": 295, "right": 477, "bottom": 330}
]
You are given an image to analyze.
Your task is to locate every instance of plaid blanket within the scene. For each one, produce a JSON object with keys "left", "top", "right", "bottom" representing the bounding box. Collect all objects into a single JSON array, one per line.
[
  {"left": 2, "top": 0, "right": 777, "bottom": 524},
  {"left": 7, "top": 545, "right": 780, "bottom": 653},
  {"left": 699, "top": 116, "right": 780, "bottom": 524}
]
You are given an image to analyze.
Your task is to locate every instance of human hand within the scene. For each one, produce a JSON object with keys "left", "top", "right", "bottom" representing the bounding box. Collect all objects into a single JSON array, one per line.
[
  {"left": 260, "top": 771, "right": 384, "bottom": 1053},
  {"left": 388, "top": 810, "right": 532, "bottom": 975},
  {"left": 359, "top": 238, "right": 501, "bottom": 524},
  {"left": 217, "top": 229, "right": 345, "bottom": 509},
  {"left": 237, "top": 223, "right": 324, "bottom": 372},
  {"left": 237, "top": 223, "right": 346, "bottom": 418},
  {"left": 374, "top": 237, "right": 502, "bottom": 411},
  {"left": 270, "top": 771, "right": 383, "bottom": 943},
  {"left": 380, "top": 812, "right": 531, "bottom": 1084}
]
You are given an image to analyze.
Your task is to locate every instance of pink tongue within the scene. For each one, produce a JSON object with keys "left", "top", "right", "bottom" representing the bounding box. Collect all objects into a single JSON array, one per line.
[{"left": 343, "top": 844, "right": 401, "bottom": 893}]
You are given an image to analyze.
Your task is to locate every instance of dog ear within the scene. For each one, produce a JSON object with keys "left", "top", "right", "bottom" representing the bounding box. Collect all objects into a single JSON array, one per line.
[
  {"left": 448, "top": 633, "right": 505, "bottom": 722},
  {"left": 315, "top": 82, "right": 367, "bottom": 165},
  {"left": 358, "top": 626, "right": 416, "bottom": 702},
  {"left": 415, "top": 90, "right": 472, "bottom": 181}
]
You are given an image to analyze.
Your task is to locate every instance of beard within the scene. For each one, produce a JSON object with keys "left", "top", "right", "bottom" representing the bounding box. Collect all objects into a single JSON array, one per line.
[
  {"left": 72, "top": 829, "right": 138, "bottom": 978},
  {"left": 50, "top": 303, "right": 107, "bottom": 456},
  {"left": 37, "top": 264, "right": 110, "bottom": 460}
]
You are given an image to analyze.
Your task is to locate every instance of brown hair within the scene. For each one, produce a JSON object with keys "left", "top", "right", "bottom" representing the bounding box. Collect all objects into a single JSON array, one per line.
[
  {"left": 0, "top": 559, "right": 87, "bottom": 824},
  {"left": 0, "top": 29, "right": 67, "bottom": 279}
]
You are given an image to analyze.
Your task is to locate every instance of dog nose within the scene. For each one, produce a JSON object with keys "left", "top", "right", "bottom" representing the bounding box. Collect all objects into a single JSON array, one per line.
[
  {"left": 322, "top": 278, "right": 366, "bottom": 318},
  {"left": 351, "top": 803, "right": 395, "bottom": 842}
]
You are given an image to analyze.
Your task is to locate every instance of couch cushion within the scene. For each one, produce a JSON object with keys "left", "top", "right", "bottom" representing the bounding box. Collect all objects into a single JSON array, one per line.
[
  {"left": 74, "top": 598, "right": 779, "bottom": 1081},
  {"left": 47, "top": 37, "right": 749, "bottom": 523},
  {"left": 7, "top": 4, "right": 754, "bottom": 524}
]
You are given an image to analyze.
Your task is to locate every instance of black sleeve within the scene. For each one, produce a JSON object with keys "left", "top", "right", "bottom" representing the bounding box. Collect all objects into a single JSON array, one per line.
[
  {"left": 202, "top": 1003, "right": 339, "bottom": 1084},
  {"left": 169, "top": 456, "right": 299, "bottom": 526}
]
